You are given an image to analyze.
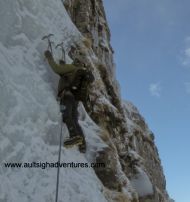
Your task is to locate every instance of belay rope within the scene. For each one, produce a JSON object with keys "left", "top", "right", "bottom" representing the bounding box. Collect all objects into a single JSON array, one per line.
[{"left": 55, "top": 115, "right": 63, "bottom": 202}]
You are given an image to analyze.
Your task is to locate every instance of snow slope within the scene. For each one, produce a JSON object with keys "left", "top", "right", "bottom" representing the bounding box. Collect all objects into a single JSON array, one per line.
[{"left": 0, "top": 0, "right": 107, "bottom": 201}]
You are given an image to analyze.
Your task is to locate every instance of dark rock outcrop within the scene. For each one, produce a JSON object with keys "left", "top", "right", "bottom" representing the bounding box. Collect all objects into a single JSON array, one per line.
[{"left": 64, "top": 1, "right": 172, "bottom": 201}]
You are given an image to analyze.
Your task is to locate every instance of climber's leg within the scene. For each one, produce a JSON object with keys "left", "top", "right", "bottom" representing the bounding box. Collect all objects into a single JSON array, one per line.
[
  {"left": 60, "top": 91, "right": 79, "bottom": 137},
  {"left": 60, "top": 91, "right": 84, "bottom": 147},
  {"left": 72, "top": 100, "right": 86, "bottom": 153}
]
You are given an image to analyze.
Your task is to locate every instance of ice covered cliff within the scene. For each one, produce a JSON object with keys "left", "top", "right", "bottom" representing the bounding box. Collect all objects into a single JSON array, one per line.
[{"left": 0, "top": 0, "right": 173, "bottom": 202}]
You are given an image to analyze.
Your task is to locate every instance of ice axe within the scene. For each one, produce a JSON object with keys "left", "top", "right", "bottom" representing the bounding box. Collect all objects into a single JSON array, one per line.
[
  {"left": 42, "top": 34, "right": 54, "bottom": 54},
  {"left": 55, "top": 42, "right": 66, "bottom": 61}
]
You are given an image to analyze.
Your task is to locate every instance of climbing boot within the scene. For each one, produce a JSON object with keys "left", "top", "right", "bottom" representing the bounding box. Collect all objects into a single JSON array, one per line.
[
  {"left": 64, "top": 136, "right": 83, "bottom": 148},
  {"left": 78, "top": 135, "right": 86, "bottom": 153}
]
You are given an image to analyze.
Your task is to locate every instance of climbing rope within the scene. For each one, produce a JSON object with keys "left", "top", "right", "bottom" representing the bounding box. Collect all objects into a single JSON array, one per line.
[{"left": 55, "top": 115, "right": 63, "bottom": 202}]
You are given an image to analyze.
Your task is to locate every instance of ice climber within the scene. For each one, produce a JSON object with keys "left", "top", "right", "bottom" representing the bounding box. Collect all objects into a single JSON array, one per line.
[{"left": 44, "top": 50, "right": 94, "bottom": 152}]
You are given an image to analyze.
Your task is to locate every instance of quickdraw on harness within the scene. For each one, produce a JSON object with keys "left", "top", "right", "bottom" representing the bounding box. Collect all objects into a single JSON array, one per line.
[{"left": 56, "top": 42, "right": 66, "bottom": 62}]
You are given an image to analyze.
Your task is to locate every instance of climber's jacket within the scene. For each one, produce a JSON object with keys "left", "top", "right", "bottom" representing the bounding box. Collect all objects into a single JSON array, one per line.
[{"left": 44, "top": 50, "right": 85, "bottom": 95}]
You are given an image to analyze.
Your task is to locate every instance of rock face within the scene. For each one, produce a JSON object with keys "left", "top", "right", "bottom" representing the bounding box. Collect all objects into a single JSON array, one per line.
[{"left": 64, "top": 0, "right": 172, "bottom": 201}]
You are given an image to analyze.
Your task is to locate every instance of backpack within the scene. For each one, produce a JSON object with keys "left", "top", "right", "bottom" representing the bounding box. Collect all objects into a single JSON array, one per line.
[{"left": 71, "top": 69, "right": 94, "bottom": 103}]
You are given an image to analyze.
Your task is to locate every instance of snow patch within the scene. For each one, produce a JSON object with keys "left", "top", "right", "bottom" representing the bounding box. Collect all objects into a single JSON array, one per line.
[{"left": 130, "top": 167, "right": 153, "bottom": 197}]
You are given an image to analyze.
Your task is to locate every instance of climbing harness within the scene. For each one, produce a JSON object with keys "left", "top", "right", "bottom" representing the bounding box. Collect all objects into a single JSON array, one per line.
[{"left": 55, "top": 114, "right": 64, "bottom": 202}]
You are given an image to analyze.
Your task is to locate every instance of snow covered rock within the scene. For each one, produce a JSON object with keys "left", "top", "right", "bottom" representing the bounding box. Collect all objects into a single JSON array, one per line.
[{"left": 0, "top": 0, "right": 107, "bottom": 202}]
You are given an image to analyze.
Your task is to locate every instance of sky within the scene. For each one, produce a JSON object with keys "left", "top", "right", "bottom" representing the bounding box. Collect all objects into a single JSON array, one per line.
[{"left": 104, "top": 0, "right": 190, "bottom": 201}]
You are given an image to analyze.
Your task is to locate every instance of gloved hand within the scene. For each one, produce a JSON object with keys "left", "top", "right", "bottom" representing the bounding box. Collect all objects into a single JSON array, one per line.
[{"left": 44, "top": 50, "right": 52, "bottom": 58}]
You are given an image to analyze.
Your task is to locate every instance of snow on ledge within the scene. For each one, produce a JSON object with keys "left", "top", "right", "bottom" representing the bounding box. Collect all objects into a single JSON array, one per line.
[{"left": 130, "top": 167, "right": 154, "bottom": 197}]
